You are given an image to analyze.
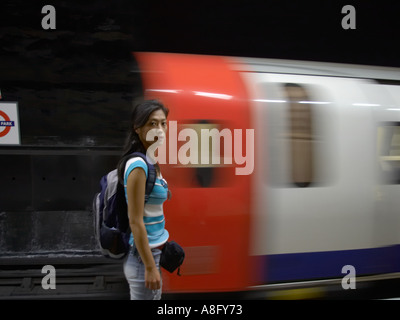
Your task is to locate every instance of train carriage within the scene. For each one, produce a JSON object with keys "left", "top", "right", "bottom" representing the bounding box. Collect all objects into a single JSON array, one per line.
[{"left": 135, "top": 52, "right": 400, "bottom": 294}]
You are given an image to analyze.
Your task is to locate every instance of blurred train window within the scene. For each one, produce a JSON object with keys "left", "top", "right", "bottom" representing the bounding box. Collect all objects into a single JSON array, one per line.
[
  {"left": 377, "top": 122, "right": 400, "bottom": 184},
  {"left": 284, "top": 83, "right": 314, "bottom": 187},
  {"left": 191, "top": 120, "right": 216, "bottom": 188},
  {"left": 176, "top": 120, "right": 232, "bottom": 188}
]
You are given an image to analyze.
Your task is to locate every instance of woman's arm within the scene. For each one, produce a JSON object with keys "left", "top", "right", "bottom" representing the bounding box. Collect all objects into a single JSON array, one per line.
[{"left": 126, "top": 167, "right": 161, "bottom": 290}]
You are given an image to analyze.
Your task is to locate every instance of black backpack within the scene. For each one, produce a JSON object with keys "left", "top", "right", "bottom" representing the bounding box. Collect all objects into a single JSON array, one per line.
[{"left": 93, "top": 152, "right": 156, "bottom": 259}]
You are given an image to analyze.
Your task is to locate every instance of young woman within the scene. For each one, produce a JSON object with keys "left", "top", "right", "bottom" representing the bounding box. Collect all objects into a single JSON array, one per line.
[{"left": 118, "top": 99, "right": 170, "bottom": 300}]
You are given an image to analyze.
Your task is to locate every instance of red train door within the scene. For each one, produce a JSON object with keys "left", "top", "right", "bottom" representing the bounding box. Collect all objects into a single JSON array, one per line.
[{"left": 135, "top": 52, "right": 253, "bottom": 293}]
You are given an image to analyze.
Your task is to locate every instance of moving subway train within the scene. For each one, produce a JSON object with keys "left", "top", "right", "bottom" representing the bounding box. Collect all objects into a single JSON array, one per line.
[
  {"left": 135, "top": 53, "right": 400, "bottom": 295},
  {"left": 1, "top": 52, "right": 400, "bottom": 298}
]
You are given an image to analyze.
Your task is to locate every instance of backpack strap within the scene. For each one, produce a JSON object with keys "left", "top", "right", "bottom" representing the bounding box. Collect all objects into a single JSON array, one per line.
[{"left": 128, "top": 152, "right": 157, "bottom": 203}]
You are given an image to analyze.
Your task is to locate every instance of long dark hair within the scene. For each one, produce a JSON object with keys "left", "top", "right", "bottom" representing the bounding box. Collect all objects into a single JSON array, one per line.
[{"left": 117, "top": 99, "right": 169, "bottom": 183}]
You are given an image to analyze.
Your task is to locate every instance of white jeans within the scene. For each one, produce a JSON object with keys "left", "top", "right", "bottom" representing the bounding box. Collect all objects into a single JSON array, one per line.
[{"left": 123, "top": 245, "right": 162, "bottom": 300}]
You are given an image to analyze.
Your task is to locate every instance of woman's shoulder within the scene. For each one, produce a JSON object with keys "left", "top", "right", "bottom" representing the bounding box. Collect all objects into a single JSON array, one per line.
[
  {"left": 124, "top": 156, "right": 149, "bottom": 180},
  {"left": 125, "top": 156, "right": 148, "bottom": 167}
]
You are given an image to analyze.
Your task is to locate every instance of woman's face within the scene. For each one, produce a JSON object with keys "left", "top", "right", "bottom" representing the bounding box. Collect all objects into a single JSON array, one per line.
[{"left": 135, "top": 109, "right": 168, "bottom": 150}]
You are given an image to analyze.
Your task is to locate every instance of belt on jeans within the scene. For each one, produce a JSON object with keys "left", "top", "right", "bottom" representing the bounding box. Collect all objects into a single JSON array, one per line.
[
  {"left": 154, "top": 244, "right": 165, "bottom": 250},
  {"left": 132, "top": 244, "right": 165, "bottom": 251}
]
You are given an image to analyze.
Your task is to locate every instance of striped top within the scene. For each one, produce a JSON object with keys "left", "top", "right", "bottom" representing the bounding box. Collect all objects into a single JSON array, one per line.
[{"left": 124, "top": 157, "right": 169, "bottom": 248}]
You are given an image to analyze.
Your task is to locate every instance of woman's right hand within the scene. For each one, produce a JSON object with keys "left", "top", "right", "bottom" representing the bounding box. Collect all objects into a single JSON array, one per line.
[{"left": 145, "top": 267, "right": 161, "bottom": 290}]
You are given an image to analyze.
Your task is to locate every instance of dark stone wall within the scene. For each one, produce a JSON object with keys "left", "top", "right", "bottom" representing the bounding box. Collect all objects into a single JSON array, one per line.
[{"left": 0, "top": 1, "right": 143, "bottom": 257}]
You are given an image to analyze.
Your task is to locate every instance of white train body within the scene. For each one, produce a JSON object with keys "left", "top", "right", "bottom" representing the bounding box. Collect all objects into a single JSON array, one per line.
[{"left": 237, "top": 58, "right": 400, "bottom": 283}]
